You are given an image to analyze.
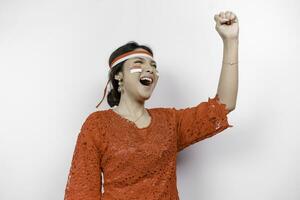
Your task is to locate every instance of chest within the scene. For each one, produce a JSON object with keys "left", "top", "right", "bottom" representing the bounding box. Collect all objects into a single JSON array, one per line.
[{"left": 101, "top": 117, "right": 177, "bottom": 170}]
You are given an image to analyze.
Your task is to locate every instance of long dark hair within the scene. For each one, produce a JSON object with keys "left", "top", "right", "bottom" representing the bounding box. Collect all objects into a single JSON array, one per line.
[{"left": 107, "top": 41, "right": 153, "bottom": 107}]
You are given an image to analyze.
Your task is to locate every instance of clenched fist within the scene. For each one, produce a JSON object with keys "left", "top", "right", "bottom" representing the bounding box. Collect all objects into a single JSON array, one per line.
[{"left": 214, "top": 11, "right": 239, "bottom": 41}]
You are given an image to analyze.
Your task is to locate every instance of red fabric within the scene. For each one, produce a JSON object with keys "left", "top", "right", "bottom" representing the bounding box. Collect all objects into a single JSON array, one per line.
[{"left": 64, "top": 94, "right": 233, "bottom": 200}]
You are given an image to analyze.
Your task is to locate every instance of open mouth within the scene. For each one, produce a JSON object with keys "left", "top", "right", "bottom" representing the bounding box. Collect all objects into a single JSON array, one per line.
[{"left": 139, "top": 77, "right": 153, "bottom": 86}]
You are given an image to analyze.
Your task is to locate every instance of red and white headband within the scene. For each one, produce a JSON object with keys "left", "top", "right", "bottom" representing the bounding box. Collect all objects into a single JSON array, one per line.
[
  {"left": 96, "top": 50, "right": 155, "bottom": 109},
  {"left": 109, "top": 50, "right": 154, "bottom": 69}
]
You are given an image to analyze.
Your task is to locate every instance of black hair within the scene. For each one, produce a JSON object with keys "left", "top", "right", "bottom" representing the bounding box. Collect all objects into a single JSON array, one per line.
[{"left": 106, "top": 41, "right": 153, "bottom": 107}]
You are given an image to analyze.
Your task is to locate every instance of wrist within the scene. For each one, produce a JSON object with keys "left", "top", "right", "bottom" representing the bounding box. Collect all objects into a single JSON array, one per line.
[{"left": 223, "top": 37, "right": 239, "bottom": 44}]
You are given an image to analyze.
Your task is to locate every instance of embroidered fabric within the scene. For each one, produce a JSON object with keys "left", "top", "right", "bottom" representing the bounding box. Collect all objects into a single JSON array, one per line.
[
  {"left": 64, "top": 112, "right": 104, "bottom": 200},
  {"left": 64, "top": 94, "right": 233, "bottom": 200},
  {"left": 174, "top": 94, "right": 233, "bottom": 152}
]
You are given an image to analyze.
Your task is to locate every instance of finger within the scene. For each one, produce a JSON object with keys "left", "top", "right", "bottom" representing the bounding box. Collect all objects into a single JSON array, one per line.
[
  {"left": 214, "top": 14, "right": 223, "bottom": 26},
  {"left": 234, "top": 16, "right": 239, "bottom": 23},
  {"left": 230, "top": 11, "right": 236, "bottom": 17},
  {"left": 219, "top": 11, "right": 225, "bottom": 18},
  {"left": 225, "top": 11, "right": 231, "bottom": 19},
  {"left": 219, "top": 17, "right": 230, "bottom": 24},
  {"left": 218, "top": 11, "right": 227, "bottom": 25},
  {"left": 214, "top": 14, "right": 222, "bottom": 26},
  {"left": 216, "top": 15, "right": 229, "bottom": 24},
  {"left": 230, "top": 13, "right": 235, "bottom": 20}
]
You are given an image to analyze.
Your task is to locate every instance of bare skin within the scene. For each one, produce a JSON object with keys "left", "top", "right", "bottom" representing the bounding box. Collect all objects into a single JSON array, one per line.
[
  {"left": 112, "top": 48, "right": 159, "bottom": 129},
  {"left": 214, "top": 11, "right": 239, "bottom": 112},
  {"left": 113, "top": 10, "right": 239, "bottom": 128}
]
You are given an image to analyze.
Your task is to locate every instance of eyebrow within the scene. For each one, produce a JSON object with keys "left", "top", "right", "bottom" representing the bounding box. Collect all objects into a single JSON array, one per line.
[{"left": 134, "top": 57, "right": 156, "bottom": 64}]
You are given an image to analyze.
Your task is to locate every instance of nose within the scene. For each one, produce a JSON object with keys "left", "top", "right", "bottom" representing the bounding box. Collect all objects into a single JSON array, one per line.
[
  {"left": 145, "top": 68, "right": 154, "bottom": 74},
  {"left": 143, "top": 64, "right": 154, "bottom": 74}
]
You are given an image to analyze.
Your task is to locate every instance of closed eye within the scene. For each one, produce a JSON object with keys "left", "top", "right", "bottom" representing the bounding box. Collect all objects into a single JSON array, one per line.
[{"left": 134, "top": 60, "right": 157, "bottom": 68}]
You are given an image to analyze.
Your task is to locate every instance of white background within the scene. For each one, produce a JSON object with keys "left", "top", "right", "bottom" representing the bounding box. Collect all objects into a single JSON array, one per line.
[{"left": 1, "top": 0, "right": 299, "bottom": 199}]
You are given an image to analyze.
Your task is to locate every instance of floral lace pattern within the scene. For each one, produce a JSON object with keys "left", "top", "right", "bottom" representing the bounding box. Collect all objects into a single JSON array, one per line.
[
  {"left": 174, "top": 94, "right": 233, "bottom": 152},
  {"left": 64, "top": 112, "right": 104, "bottom": 200},
  {"left": 64, "top": 94, "right": 233, "bottom": 200}
]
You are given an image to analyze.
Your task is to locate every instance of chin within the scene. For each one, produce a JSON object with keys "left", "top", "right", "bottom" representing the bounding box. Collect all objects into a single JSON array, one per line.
[
  {"left": 138, "top": 92, "right": 152, "bottom": 101},
  {"left": 136, "top": 85, "right": 154, "bottom": 99}
]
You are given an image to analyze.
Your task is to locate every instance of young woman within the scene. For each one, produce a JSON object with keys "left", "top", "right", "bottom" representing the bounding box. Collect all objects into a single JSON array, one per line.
[{"left": 64, "top": 10, "right": 239, "bottom": 200}]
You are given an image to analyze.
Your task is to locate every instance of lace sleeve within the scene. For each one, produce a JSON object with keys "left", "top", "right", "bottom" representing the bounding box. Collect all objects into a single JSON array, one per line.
[
  {"left": 64, "top": 112, "right": 103, "bottom": 200},
  {"left": 174, "top": 94, "right": 233, "bottom": 152}
]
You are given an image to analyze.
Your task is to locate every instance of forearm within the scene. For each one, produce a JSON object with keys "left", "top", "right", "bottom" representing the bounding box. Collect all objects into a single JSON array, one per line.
[{"left": 216, "top": 38, "right": 239, "bottom": 110}]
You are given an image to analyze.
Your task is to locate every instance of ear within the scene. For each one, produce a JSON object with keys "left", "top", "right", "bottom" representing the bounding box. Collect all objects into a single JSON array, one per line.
[{"left": 114, "top": 72, "right": 123, "bottom": 80}]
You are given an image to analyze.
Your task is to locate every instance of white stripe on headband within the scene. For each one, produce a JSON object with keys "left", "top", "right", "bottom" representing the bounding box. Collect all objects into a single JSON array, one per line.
[{"left": 110, "top": 53, "right": 154, "bottom": 68}]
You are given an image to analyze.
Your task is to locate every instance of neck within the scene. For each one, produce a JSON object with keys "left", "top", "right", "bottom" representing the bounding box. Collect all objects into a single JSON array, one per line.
[{"left": 115, "top": 91, "right": 146, "bottom": 117}]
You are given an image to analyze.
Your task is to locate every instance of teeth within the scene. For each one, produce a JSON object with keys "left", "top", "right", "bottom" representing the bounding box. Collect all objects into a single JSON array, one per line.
[{"left": 140, "top": 77, "right": 153, "bottom": 83}]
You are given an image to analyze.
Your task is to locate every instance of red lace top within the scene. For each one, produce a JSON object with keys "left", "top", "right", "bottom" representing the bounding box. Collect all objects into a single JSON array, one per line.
[{"left": 64, "top": 94, "right": 233, "bottom": 200}]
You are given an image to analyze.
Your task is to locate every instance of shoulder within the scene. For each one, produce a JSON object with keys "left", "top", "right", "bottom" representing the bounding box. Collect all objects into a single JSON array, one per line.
[
  {"left": 149, "top": 106, "right": 177, "bottom": 119},
  {"left": 84, "top": 109, "right": 110, "bottom": 122},
  {"left": 81, "top": 110, "right": 110, "bottom": 148},
  {"left": 81, "top": 109, "right": 111, "bottom": 132}
]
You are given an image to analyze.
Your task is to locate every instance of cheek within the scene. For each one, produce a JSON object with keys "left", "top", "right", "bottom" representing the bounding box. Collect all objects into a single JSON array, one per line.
[
  {"left": 123, "top": 74, "right": 141, "bottom": 89},
  {"left": 153, "top": 78, "right": 159, "bottom": 86},
  {"left": 129, "top": 67, "right": 142, "bottom": 74},
  {"left": 124, "top": 67, "right": 141, "bottom": 80}
]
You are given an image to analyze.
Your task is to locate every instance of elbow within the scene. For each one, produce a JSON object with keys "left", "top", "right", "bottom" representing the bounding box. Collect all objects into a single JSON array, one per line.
[
  {"left": 225, "top": 103, "right": 236, "bottom": 113},
  {"left": 227, "top": 106, "right": 236, "bottom": 113}
]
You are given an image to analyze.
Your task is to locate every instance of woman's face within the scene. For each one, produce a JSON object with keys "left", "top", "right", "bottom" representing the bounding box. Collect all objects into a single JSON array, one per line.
[{"left": 116, "top": 48, "right": 159, "bottom": 101}]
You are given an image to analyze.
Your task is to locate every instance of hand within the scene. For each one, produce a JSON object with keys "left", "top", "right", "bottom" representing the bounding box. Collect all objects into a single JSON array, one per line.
[{"left": 214, "top": 11, "right": 239, "bottom": 41}]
